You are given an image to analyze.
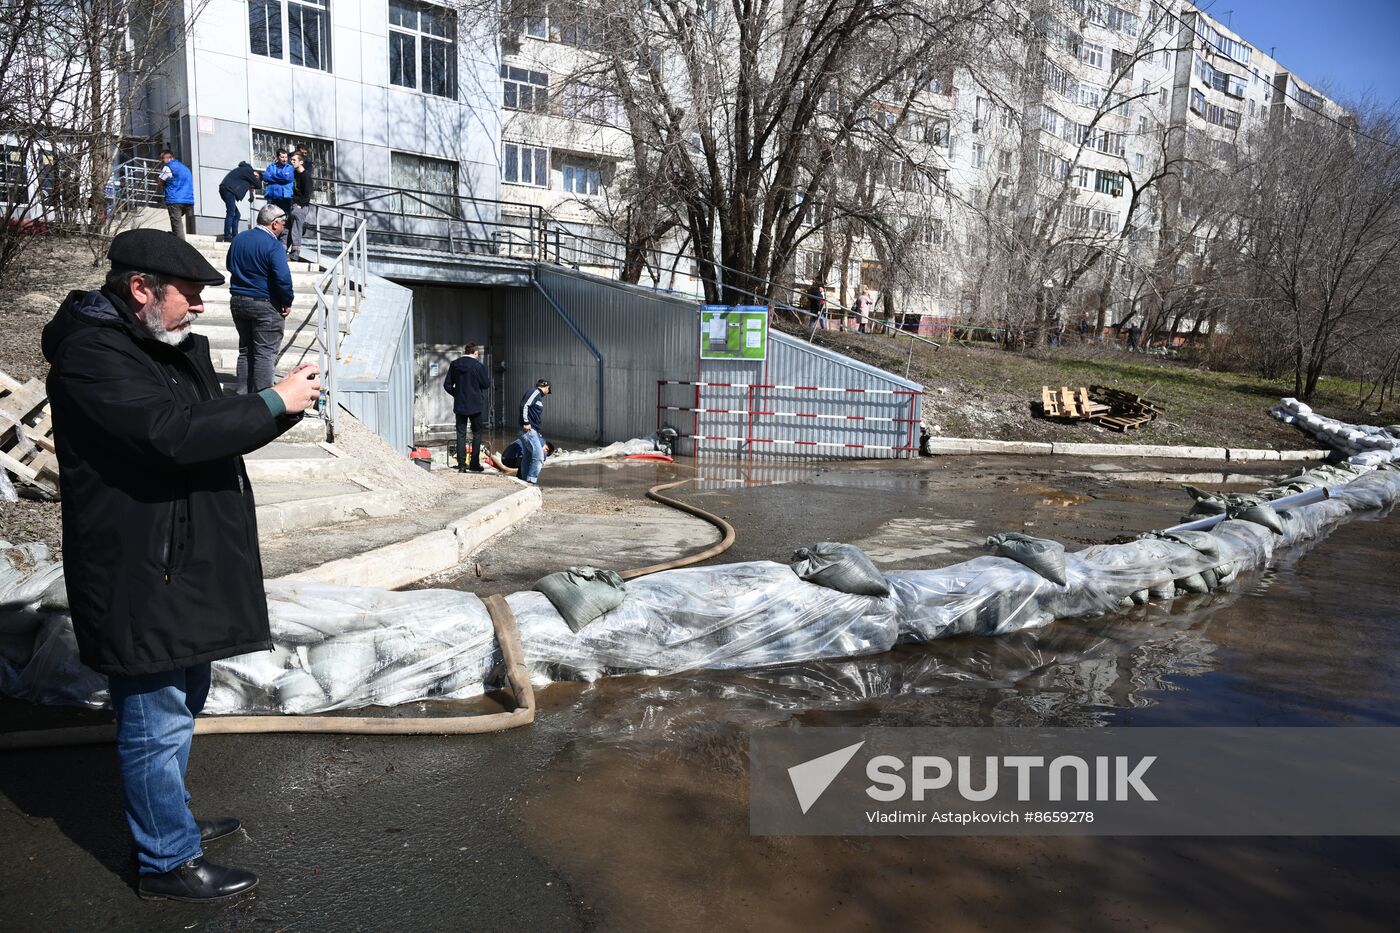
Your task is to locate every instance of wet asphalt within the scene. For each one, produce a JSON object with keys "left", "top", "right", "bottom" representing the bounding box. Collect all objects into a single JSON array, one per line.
[{"left": 2, "top": 453, "right": 1397, "bottom": 930}]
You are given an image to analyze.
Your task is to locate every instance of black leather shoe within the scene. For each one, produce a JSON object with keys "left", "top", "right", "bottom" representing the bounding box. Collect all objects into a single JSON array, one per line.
[
  {"left": 198, "top": 816, "right": 241, "bottom": 844},
  {"left": 467, "top": 466, "right": 486, "bottom": 473},
  {"left": 138, "top": 857, "right": 258, "bottom": 903}
]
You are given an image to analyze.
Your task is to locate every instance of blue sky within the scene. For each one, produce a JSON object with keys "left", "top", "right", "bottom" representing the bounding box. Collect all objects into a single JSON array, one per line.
[{"left": 1198, "top": 0, "right": 1400, "bottom": 107}]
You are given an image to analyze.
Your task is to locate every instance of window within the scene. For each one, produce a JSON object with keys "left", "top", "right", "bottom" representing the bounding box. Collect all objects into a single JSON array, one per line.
[
  {"left": 503, "top": 142, "right": 548, "bottom": 186},
  {"left": 1140, "top": 77, "right": 1150, "bottom": 94},
  {"left": 1080, "top": 42, "right": 1104, "bottom": 69},
  {"left": 252, "top": 129, "right": 335, "bottom": 204},
  {"left": 1111, "top": 49, "right": 1132, "bottom": 75},
  {"left": 501, "top": 66, "right": 548, "bottom": 112},
  {"left": 1248, "top": 98, "right": 1256, "bottom": 117},
  {"left": 1078, "top": 84, "right": 1103, "bottom": 108},
  {"left": 1, "top": 145, "right": 28, "bottom": 203},
  {"left": 249, "top": 0, "right": 282, "bottom": 58},
  {"left": 1134, "top": 152, "right": 1144, "bottom": 171},
  {"left": 558, "top": 84, "right": 624, "bottom": 125},
  {"left": 390, "top": 0, "right": 456, "bottom": 98},
  {"left": 1000, "top": 105, "right": 1014, "bottom": 129},
  {"left": 926, "top": 118, "right": 951, "bottom": 147},
  {"left": 925, "top": 218, "right": 946, "bottom": 248},
  {"left": 1158, "top": 87, "right": 1167, "bottom": 107},
  {"left": 1097, "top": 130, "right": 1125, "bottom": 155},
  {"left": 1222, "top": 109, "right": 1240, "bottom": 130},
  {"left": 390, "top": 151, "right": 458, "bottom": 215},
  {"left": 1037, "top": 148, "right": 1069, "bottom": 178},
  {"left": 1225, "top": 74, "right": 1247, "bottom": 98},
  {"left": 1190, "top": 88, "right": 1206, "bottom": 115},
  {"left": 1039, "top": 106, "right": 1059, "bottom": 134},
  {"left": 1073, "top": 166, "right": 1091, "bottom": 189},
  {"left": 1138, "top": 115, "right": 1147, "bottom": 134},
  {"left": 249, "top": 0, "right": 329, "bottom": 70},
  {"left": 560, "top": 158, "right": 605, "bottom": 195},
  {"left": 972, "top": 143, "right": 985, "bottom": 168},
  {"left": 1094, "top": 169, "right": 1123, "bottom": 196},
  {"left": 997, "top": 148, "right": 1013, "bottom": 174}
]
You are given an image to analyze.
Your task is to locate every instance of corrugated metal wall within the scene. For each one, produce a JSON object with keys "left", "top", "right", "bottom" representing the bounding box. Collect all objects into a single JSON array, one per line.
[
  {"left": 337, "top": 277, "right": 416, "bottom": 455},
  {"left": 487, "top": 264, "right": 922, "bottom": 457}
]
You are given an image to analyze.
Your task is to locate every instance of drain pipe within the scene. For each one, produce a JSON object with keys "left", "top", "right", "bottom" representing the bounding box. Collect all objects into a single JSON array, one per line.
[
  {"left": 1162, "top": 486, "right": 1331, "bottom": 534},
  {"left": 531, "top": 273, "right": 605, "bottom": 443}
]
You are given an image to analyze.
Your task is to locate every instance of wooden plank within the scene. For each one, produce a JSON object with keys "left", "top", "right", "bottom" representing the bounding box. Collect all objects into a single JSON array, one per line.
[
  {"left": 1059, "top": 386, "right": 1079, "bottom": 418},
  {"left": 0, "top": 448, "right": 40, "bottom": 482},
  {"left": 1041, "top": 386, "right": 1060, "bottom": 417}
]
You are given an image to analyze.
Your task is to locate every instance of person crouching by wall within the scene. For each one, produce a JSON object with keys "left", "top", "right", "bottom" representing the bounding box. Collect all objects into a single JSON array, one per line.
[{"left": 502, "top": 434, "right": 553, "bottom": 484}]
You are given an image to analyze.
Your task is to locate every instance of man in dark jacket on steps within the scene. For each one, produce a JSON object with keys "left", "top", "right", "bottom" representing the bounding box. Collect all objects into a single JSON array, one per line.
[
  {"left": 443, "top": 344, "right": 491, "bottom": 472},
  {"left": 42, "top": 228, "right": 322, "bottom": 904},
  {"left": 216, "top": 161, "right": 261, "bottom": 243}
]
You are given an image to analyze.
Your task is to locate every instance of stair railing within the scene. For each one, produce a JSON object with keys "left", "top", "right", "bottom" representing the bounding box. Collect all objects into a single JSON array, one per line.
[{"left": 309, "top": 204, "right": 368, "bottom": 443}]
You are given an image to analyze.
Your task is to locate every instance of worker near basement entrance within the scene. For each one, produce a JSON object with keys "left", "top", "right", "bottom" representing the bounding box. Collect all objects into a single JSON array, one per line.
[
  {"left": 442, "top": 343, "right": 492, "bottom": 473},
  {"left": 41, "top": 229, "right": 322, "bottom": 903},
  {"left": 517, "top": 379, "right": 552, "bottom": 485}
]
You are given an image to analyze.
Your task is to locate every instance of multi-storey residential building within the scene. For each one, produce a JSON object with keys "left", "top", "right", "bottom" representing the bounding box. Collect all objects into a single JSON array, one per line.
[{"left": 124, "top": 0, "right": 1340, "bottom": 340}]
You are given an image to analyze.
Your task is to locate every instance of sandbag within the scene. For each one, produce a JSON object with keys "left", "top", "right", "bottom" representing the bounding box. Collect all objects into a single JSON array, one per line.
[
  {"left": 789, "top": 543, "right": 890, "bottom": 597},
  {"left": 986, "top": 533, "right": 1067, "bottom": 585},
  {"left": 534, "top": 566, "right": 628, "bottom": 633},
  {"left": 1226, "top": 499, "right": 1284, "bottom": 535},
  {"left": 1144, "top": 529, "right": 1220, "bottom": 562}
]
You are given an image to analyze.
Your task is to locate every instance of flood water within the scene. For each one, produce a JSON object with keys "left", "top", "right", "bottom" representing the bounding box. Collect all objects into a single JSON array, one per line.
[{"left": 497, "top": 458, "right": 1400, "bottom": 931}]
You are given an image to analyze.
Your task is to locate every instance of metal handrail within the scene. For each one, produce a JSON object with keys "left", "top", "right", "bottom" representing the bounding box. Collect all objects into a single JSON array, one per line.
[{"left": 309, "top": 204, "right": 369, "bottom": 443}]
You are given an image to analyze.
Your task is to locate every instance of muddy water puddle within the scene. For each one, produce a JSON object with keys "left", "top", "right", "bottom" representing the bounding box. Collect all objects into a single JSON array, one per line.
[{"left": 507, "top": 481, "right": 1400, "bottom": 930}]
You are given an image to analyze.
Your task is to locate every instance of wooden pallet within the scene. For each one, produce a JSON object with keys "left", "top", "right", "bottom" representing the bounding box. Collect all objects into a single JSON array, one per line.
[
  {"left": 1040, "top": 385, "right": 1112, "bottom": 420},
  {"left": 0, "top": 370, "right": 59, "bottom": 498}
]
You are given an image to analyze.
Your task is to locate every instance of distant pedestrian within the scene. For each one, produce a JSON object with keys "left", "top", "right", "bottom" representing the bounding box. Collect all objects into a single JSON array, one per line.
[
  {"left": 1127, "top": 321, "right": 1142, "bottom": 352},
  {"left": 443, "top": 344, "right": 492, "bottom": 473},
  {"left": 1079, "top": 314, "right": 1092, "bottom": 343},
  {"left": 226, "top": 205, "right": 294, "bottom": 394},
  {"left": 1048, "top": 313, "right": 1063, "bottom": 347},
  {"left": 262, "top": 150, "right": 295, "bottom": 249},
  {"left": 216, "top": 161, "right": 261, "bottom": 243},
  {"left": 288, "top": 153, "right": 313, "bottom": 261},
  {"left": 807, "top": 283, "right": 828, "bottom": 334},
  {"left": 159, "top": 149, "right": 194, "bottom": 241},
  {"left": 500, "top": 435, "right": 553, "bottom": 482},
  {"left": 857, "top": 289, "right": 876, "bottom": 334},
  {"left": 519, "top": 378, "right": 551, "bottom": 432}
]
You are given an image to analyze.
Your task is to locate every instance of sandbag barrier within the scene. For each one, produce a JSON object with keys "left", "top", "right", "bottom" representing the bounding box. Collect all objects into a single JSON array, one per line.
[{"left": 2, "top": 408, "right": 1399, "bottom": 739}]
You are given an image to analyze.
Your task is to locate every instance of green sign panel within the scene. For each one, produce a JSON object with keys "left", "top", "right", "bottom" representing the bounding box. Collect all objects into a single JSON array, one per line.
[{"left": 699, "top": 305, "right": 769, "bottom": 361}]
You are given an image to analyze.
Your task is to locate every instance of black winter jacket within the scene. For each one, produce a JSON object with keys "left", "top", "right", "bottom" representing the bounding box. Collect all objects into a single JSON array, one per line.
[
  {"left": 218, "top": 162, "right": 261, "bottom": 200},
  {"left": 42, "top": 288, "right": 300, "bottom": 676},
  {"left": 443, "top": 355, "right": 491, "bottom": 417}
]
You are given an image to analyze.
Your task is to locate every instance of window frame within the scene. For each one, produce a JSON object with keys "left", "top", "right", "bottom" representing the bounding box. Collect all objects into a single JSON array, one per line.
[
  {"left": 389, "top": 0, "right": 458, "bottom": 99},
  {"left": 503, "top": 141, "right": 549, "bottom": 187},
  {"left": 248, "top": 0, "right": 331, "bottom": 71}
]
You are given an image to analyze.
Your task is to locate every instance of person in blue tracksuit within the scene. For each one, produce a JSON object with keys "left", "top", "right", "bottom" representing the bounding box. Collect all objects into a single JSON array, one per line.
[
  {"left": 519, "top": 379, "right": 551, "bottom": 431},
  {"left": 159, "top": 149, "right": 195, "bottom": 241},
  {"left": 261, "top": 150, "right": 295, "bottom": 249}
]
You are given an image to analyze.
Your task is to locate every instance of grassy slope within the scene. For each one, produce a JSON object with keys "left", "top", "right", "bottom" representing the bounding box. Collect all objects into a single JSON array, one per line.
[{"left": 804, "top": 328, "right": 1397, "bottom": 449}]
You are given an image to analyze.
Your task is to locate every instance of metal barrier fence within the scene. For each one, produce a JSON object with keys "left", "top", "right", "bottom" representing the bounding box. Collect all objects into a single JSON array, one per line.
[{"left": 657, "top": 380, "right": 922, "bottom": 457}]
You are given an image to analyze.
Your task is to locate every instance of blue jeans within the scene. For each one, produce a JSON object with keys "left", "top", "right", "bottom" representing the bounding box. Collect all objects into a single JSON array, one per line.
[
  {"left": 108, "top": 663, "right": 211, "bottom": 875},
  {"left": 518, "top": 429, "right": 545, "bottom": 483},
  {"left": 219, "top": 188, "right": 242, "bottom": 239}
]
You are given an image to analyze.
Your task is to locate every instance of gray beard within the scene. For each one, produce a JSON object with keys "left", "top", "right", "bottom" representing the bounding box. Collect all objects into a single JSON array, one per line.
[{"left": 139, "top": 296, "right": 192, "bottom": 347}]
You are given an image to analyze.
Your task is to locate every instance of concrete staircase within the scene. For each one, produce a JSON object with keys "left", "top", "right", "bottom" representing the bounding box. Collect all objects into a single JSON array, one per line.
[{"left": 180, "top": 233, "right": 404, "bottom": 547}]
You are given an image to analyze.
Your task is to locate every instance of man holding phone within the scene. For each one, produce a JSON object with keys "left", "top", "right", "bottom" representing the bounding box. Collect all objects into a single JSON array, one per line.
[{"left": 43, "top": 229, "right": 322, "bottom": 903}]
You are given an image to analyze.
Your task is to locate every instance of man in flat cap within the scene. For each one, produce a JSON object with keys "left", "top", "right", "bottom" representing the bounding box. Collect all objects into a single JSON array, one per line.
[
  {"left": 42, "top": 228, "right": 322, "bottom": 903},
  {"left": 226, "top": 203, "right": 294, "bottom": 395}
]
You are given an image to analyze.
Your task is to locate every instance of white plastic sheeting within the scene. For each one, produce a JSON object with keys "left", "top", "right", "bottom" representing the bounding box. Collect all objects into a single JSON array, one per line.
[
  {"left": 3, "top": 421, "right": 1400, "bottom": 715},
  {"left": 1271, "top": 398, "right": 1400, "bottom": 466}
]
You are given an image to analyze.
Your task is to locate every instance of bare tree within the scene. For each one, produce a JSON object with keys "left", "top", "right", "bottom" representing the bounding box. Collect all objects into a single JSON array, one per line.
[
  {"left": 1225, "top": 105, "right": 1400, "bottom": 400},
  {"left": 0, "top": 0, "right": 204, "bottom": 284}
]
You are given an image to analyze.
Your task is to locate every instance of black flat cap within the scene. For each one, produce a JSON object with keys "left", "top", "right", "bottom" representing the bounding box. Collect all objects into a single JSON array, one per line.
[{"left": 107, "top": 229, "right": 225, "bottom": 286}]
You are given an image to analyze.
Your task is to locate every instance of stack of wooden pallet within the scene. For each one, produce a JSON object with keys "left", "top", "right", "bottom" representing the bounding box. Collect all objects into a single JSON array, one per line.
[
  {"left": 1088, "top": 385, "right": 1163, "bottom": 431},
  {"left": 1037, "top": 384, "right": 1163, "bottom": 432},
  {"left": 0, "top": 370, "right": 59, "bottom": 498}
]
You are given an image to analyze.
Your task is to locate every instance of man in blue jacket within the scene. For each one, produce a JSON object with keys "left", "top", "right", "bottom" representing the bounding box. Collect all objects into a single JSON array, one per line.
[
  {"left": 262, "top": 149, "right": 295, "bottom": 250},
  {"left": 226, "top": 205, "right": 294, "bottom": 394},
  {"left": 159, "top": 149, "right": 195, "bottom": 241},
  {"left": 442, "top": 344, "right": 492, "bottom": 472}
]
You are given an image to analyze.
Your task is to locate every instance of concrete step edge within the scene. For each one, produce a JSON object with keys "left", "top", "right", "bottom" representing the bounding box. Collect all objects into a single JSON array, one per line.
[{"left": 255, "top": 487, "right": 403, "bottom": 535}]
